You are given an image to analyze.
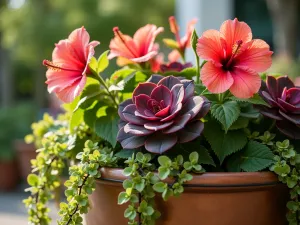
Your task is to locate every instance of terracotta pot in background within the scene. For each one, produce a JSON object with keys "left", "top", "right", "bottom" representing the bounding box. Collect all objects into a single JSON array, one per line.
[
  {"left": 14, "top": 140, "right": 37, "bottom": 180},
  {"left": 0, "top": 160, "right": 19, "bottom": 191},
  {"left": 85, "top": 168, "right": 288, "bottom": 225}
]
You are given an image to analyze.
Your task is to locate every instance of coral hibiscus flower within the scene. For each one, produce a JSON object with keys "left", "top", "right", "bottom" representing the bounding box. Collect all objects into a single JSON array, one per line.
[
  {"left": 168, "top": 16, "right": 197, "bottom": 62},
  {"left": 197, "top": 18, "right": 273, "bottom": 98},
  {"left": 43, "top": 27, "right": 99, "bottom": 103},
  {"left": 108, "top": 24, "right": 164, "bottom": 65}
]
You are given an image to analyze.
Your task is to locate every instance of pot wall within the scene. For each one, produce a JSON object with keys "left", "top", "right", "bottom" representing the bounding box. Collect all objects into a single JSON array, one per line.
[
  {"left": 85, "top": 168, "right": 289, "bottom": 225},
  {"left": 0, "top": 160, "right": 19, "bottom": 191}
]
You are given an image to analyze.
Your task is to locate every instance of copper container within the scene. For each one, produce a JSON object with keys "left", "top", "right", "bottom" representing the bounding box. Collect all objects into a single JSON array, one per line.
[{"left": 85, "top": 168, "right": 288, "bottom": 225}]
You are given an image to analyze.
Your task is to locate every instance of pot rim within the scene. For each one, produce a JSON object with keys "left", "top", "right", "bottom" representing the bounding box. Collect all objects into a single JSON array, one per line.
[{"left": 99, "top": 168, "right": 279, "bottom": 188}]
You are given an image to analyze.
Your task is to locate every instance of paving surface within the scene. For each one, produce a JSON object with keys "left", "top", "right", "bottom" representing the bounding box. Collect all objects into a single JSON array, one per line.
[{"left": 0, "top": 185, "right": 59, "bottom": 225}]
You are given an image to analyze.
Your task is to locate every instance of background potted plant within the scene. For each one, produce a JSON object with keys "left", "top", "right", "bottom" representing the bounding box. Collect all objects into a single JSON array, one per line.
[{"left": 24, "top": 17, "right": 300, "bottom": 225}]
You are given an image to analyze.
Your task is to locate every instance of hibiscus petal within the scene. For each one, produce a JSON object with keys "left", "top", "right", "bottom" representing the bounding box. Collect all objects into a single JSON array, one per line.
[
  {"left": 177, "top": 121, "right": 204, "bottom": 143},
  {"left": 220, "top": 18, "right": 252, "bottom": 56},
  {"left": 150, "top": 85, "right": 172, "bottom": 106},
  {"left": 201, "top": 61, "right": 234, "bottom": 93},
  {"left": 229, "top": 67, "right": 261, "bottom": 98},
  {"left": 117, "top": 127, "right": 147, "bottom": 149},
  {"left": 131, "top": 51, "right": 158, "bottom": 63},
  {"left": 235, "top": 39, "right": 272, "bottom": 72},
  {"left": 123, "top": 104, "right": 148, "bottom": 125},
  {"left": 163, "top": 114, "right": 191, "bottom": 134},
  {"left": 56, "top": 75, "right": 86, "bottom": 103},
  {"left": 276, "top": 120, "right": 300, "bottom": 140},
  {"left": 144, "top": 120, "right": 173, "bottom": 131},
  {"left": 168, "top": 50, "right": 181, "bottom": 62},
  {"left": 124, "top": 123, "right": 154, "bottom": 136},
  {"left": 133, "top": 83, "right": 157, "bottom": 103},
  {"left": 145, "top": 133, "right": 177, "bottom": 154},
  {"left": 157, "top": 76, "right": 181, "bottom": 90},
  {"left": 109, "top": 32, "right": 139, "bottom": 59},
  {"left": 196, "top": 29, "right": 225, "bottom": 64},
  {"left": 46, "top": 70, "right": 82, "bottom": 93}
]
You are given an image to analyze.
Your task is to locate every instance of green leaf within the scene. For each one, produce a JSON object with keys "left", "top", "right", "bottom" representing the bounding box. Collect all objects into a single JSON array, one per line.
[
  {"left": 135, "top": 179, "right": 145, "bottom": 192},
  {"left": 211, "top": 101, "right": 240, "bottom": 132},
  {"left": 204, "top": 120, "right": 247, "bottom": 163},
  {"left": 158, "top": 156, "right": 171, "bottom": 167},
  {"left": 229, "top": 94, "right": 270, "bottom": 107},
  {"left": 228, "top": 141, "right": 275, "bottom": 172},
  {"left": 94, "top": 110, "right": 119, "bottom": 147},
  {"left": 70, "top": 108, "right": 84, "bottom": 131},
  {"left": 229, "top": 117, "right": 249, "bottom": 130},
  {"left": 164, "top": 67, "right": 196, "bottom": 80},
  {"left": 162, "top": 188, "right": 173, "bottom": 201},
  {"left": 153, "top": 182, "right": 166, "bottom": 193},
  {"left": 189, "top": 152, "right": 199, "bottom": 164},
  {"left": 197, "top": 146, "right": 216, "bottom": 167},
  {"left": 183, "top": 161, "right": 192, "bottom": 170},
  {"left": 118, "top": 192, "right": 130, "bottom": 205},
  {"left": 97, "top": 50, "right": 109, "bottom": 73},
  {"left": 158, "top": 167, "right": 170, "bottom": 180},
  {"left": 145, "top": 206, "right": 154, "bottom": 216},
  {"left": 27, "top": 174, "right": 39, "bottom": 186},
  {"left": 287, "top": 201, "right": 299, "bottom": 211},
  {"left": 88, "top": 57, "right": 98, "bottom": 73},
  {"left": 115, "top": 149, "right": 139, "bottom": 159}
]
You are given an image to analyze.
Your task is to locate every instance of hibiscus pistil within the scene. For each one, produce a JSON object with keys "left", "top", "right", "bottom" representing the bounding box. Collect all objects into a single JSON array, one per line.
[
  {"left": 225, "top": 39, "right": 243, "bottom": 69},
  {"left": 43, "top": 60, "right": 79, "bottom": 72}
]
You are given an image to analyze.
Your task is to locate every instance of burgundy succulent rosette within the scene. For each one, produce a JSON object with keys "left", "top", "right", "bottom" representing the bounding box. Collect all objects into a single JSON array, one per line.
[
  {"left": 117, "top": 75, "right": 210, "bottom": 153},
  {"left": 257, "top": 75, "right": 300, "bottom": 139}
]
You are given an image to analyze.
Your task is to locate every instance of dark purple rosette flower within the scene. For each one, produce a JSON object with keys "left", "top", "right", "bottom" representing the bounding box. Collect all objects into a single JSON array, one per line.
[
  {"left": 117, "top": 75, "right": 210, "bottom": 154},
  {"left": 257, "top": 75, "right": 300, "bottom": 139},
  {"left": 160, "top": 62, "right": 193, "bottom": 73}
]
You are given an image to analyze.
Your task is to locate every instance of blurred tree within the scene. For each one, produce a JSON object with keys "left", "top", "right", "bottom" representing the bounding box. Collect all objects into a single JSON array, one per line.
[
  {"left": 0, "top": 0, "right": 174, "bottom": 108},
  {"left": 266, "top": 0, "right": 299, "bottom": 60}
]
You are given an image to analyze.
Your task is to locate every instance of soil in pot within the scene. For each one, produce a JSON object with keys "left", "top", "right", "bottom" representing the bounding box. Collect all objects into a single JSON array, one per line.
[{"left": 84, "top": 168, "right": 289, "bottom": 225}]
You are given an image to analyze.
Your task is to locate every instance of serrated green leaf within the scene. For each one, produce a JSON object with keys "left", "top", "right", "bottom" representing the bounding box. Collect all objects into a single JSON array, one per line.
[
  {"left": 94, "top": 110, "right": 119, "bottom": 147},
  {"left": 204, "top": 120, "right": 247, "bottom": 163},
  {"left": 197, "top": 146, "right": 216, "bottom": 166},
  {"left": 164, "top": 67, "right": 196, "bottom": 80},
  {"left": 229, "top": 117, "right": 249, "bottom": 130},
  {"left": 229, "top": 94, "right": 270, "bottom": 107},
  {"left": 228, "top": 141, "right": 275, "bottom": 172},
  {"left": 70, "top": 108, "right": 84, "bottom": 131},
  {"left": 115, "top": 149, "right": 139, "bottom": 159},
  {"left": 97, "top": 50, "right": 109, "bottom": 73},
  {"left": 211, "top": 101, "right": 240, "bottom": 132}
]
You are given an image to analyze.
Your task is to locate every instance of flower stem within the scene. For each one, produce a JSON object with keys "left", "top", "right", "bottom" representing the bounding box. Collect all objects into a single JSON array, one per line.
[{"left": 196, "top": 60, "right": 206, "bottom": 84}]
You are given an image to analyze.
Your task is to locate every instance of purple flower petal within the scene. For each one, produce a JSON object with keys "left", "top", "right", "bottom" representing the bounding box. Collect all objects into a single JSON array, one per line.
[
  {"left": 147, "top": 74, "right": 164, "bottom": 84},
  {"left": 287, "top": 88, "right": 300, "bottom": 106},
  {"left": 117, "top": 127, "right": 147, "bottom": 149},
  {"left": 135, "top": 110, "right": 160, "bottom": 121},
  {"left": 145, "top": 133, "right": 177, "bottom": 154},
  {"left": 123, "top": 104, "right": 148, "bottom": 125},
  {"left": 132, "top": 82, "right": 157, "bottom": 103},
  {"left": 124, "top": 123, "right": 154, "bottom": 136},
  {"left": 163, "top": 114, "right": 191, "bottom": 134},
  {"left": 180, "top": 79, "right": 195, "bottom": 103},
  {"left": 157, "top": 76, "right": 181, "bottom": 90},
  {"left": 278, "top": 98, "right": 298, "bottom": 113},
  {"left": 118, "top": 120, "right": 127, "bottom": 129},
  {"left": 266, "top": 76, "right": 279, "bottom": 99},
  {"left": 277, "top": 76, "right": 295, "bottom": 96},
  {"left": 276, "top": 120, "right": 300, "bottom": 139},
  {"left": 118, "top": 99, "right": 133, "bottom": 121},
  {"left": 279, "top": 111, "right": 300, "bottom": 125},
  {"left": 135, "top": 94, "right": 151, "bottom": 114},
  {"left": 261, "top": 91, "right": 280, "bottom": 108},
  {"left": 256, "top": 105, "right": 283, "bottom": 120},
  {"left": 155, "top": 105, "right": 170, "bottom": 117},
  {"left": 144, "top": 120, "right": 173, "bottom": 131},
  {"left": 170, "top": 84, "right": 184, "bottom": 112},
  {"left": 160, "top": 103, "right": 182, "bottom": 122},
  {"left": 193, "top": 98, "right": 211, "bottom": 120},
  {"left": 177, "top": 120, "right": 204, "bottom": 143},
  {"left": 180, "top": 96, "right": 206, "bottom": 120},
  {"left": 150, "top": 85, "right": 172, "bottom": 106}
]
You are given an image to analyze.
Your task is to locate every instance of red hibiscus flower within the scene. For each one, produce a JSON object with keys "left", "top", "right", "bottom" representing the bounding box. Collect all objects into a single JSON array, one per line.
[
  {"left": 168, "top": 16, "right": 197, "bottom": 62},
  {"left": 108, "top": 24, "right": 164, "bottom": 65},
  {"left": 196, "top": 18, "right": 273, "bottom": 98},
  {"left": 43, "top": 27, "right": 99, "bottom": 103}
]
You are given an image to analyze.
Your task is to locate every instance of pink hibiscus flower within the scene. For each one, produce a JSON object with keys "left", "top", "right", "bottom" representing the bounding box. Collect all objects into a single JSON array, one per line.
[
  {"left": 196, "top": 18, "right": 273, "bottom": 98},
  {"left": 43, "top": 27, "right": 99, "bottom": 103},
  {"left": 108, "top": 24, "right": 164, "bottom": 64},
  {"left": 168, "top": 16, "right": 197, "bottom": 62}
]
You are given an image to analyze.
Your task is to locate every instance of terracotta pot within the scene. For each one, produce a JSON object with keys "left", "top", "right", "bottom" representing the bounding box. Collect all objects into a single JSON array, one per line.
[
  {"left": 0, "top": 160, "right": 19, "bottom": 191},
  {"left": 14, "top": 140, "right": 36, "bottom": 180},
  {"left": 85, "top": 168, "right": 288, "bottom": 225}
]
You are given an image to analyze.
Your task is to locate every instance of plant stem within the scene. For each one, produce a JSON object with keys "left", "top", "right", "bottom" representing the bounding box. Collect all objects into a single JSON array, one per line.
[{"left": 196, "top": 60, "right": 206, "bottom": 84}]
